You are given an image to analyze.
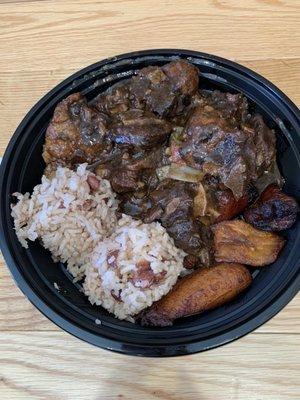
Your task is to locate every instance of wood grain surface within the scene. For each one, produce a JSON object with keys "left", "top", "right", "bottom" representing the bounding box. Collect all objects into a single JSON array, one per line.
[
  {"left": 0, "top": 1, "right": 299, "bottom": 399},
  {"left": 1, "top": 332, "right": 299, "bottom": 400}
]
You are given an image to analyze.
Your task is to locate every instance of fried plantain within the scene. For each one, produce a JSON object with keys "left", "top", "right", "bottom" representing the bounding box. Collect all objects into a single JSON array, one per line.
[
  {"left": 213, "top": 220, "right": 285, "bottom": 266},
  {"left": 139, "top": 263, "right": 252, "bottom": 326},
  {"left": 244, "top": 185, "right": 299, "bottom": 231}
]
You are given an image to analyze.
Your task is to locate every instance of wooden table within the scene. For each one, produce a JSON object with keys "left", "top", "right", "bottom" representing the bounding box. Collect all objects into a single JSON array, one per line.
[{"left": 0, "top": 1, "right": 299, "bottom": 399}]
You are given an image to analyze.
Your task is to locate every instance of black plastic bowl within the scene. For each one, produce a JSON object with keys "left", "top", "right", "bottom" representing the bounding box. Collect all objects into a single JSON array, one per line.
[{"left": 0, "top": 50, "right": 299, "bottom": 357}]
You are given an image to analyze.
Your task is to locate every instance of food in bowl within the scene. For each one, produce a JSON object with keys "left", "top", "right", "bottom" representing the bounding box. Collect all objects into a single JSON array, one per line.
[
  {"left": 11, "top": 164, "right": 118, "bottom": 280},
  {"left": 11, "top": 60, "right": 299, "bottom": 326},
  {"left": 139, "top": 263, "right": 252, "bottom": 326},
  {"left": 84, "top": 214, "right": 185, "bottom": 321}
]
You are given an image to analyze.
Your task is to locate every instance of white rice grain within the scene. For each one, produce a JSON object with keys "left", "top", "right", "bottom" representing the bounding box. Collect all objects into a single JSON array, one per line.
[
  {"left": 83, "top": 215, "right": 186, "bottom": 320},
  {"left": 11, "top": 164, "right": 118, "bottom": 279}
]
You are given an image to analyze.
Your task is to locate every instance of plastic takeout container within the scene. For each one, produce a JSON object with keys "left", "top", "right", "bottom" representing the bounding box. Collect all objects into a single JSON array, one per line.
[{"left": 0, "top": 49, "right": 299, "bottom": 357}]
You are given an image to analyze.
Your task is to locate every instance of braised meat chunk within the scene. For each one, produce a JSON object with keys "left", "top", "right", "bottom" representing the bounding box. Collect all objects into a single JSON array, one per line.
[
  {"left": 108, "top": 147, "right": 167, "bottom": 194},
  {"left": 108, "top": 110, "right": 172, "bottom": 149},
  {"left": 136, "top": 60, "right": 199, "bottom": 116},
  {"left": 177, "top": 102, "right": 277, "bottom": 199},
  {"left": 200, "top": 90, "right": 248, "bottom": 124},
  {"left": 144, "top": 179, "right": 213, "bottom": 265},
  {"left": 130, "top": 66, "right": 177, "bottom": 116},
  {"left": 162, "top": 60, "right": 200, "bottom": 96},
  {"left": 130, "top": 60, "right": 199, "bottom": 117},
  {"left": 43, "top": 93, "right": 110, "bottom": 166},
  {"left": 94, "top": 82, "right": 131, "bottom": 115},
  {"left": 178, "top": 105, "right": 251, "bottom": 198}
]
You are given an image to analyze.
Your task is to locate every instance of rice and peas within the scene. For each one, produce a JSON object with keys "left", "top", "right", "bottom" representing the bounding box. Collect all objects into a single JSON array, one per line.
[{"left": 11, "top": 164, "right": 186, "bottom": 321}]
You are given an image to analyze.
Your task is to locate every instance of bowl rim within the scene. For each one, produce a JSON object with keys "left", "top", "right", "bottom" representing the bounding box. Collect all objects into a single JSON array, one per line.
[{"left": 1, "top": 49, "right": 299, "bottom": 357}]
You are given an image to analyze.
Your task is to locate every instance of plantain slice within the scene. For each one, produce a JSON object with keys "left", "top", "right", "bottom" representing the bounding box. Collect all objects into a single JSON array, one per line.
[
  {"left": 139, "top": 262, "right": 252, "bottom": 327},
  {"left": 213, "top": 220, "right": 285, "bottom": 266},
  {"left": 244, "top": 185, "right": 299, "bottom": 231}
]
